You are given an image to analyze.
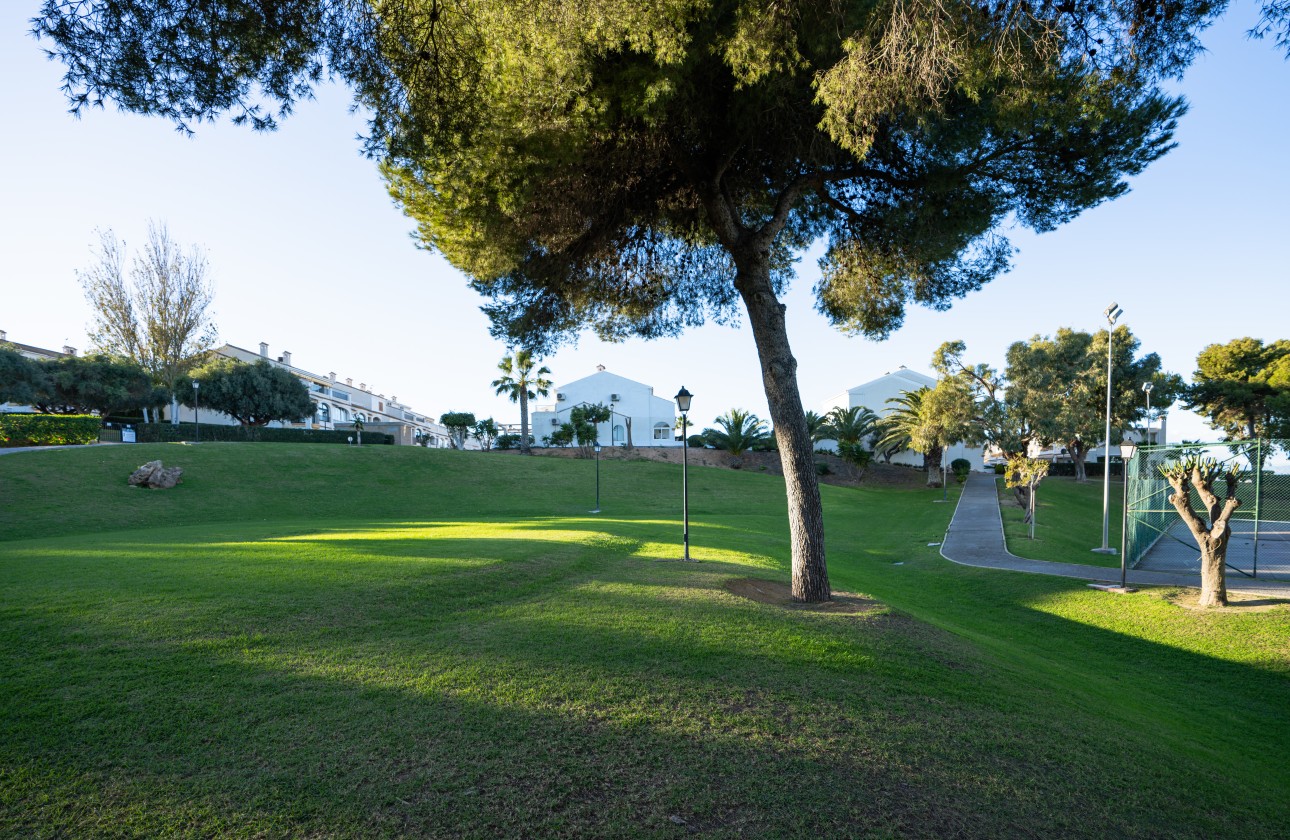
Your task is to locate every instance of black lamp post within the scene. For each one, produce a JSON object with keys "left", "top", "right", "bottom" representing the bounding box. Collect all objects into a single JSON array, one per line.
[
  {"left": 675, "top": 386, "right": 693, "bottom": 561},
  {"left": 592, "top": 443, "right": 602, "bottom": 513},
  {"left": 193, "top": 380, "right": 200, "bottom": 443}
]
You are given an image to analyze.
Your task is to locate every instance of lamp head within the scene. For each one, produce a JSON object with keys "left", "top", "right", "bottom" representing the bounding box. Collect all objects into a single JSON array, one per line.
[
  {"left": 1104, "top": 302, "right": 1123, "bottom": 324},
  {"left": 1142, "top": 381, "right": 1154, "bottom": 393},
  {"left": 674, "top": 386, "right": 692, "bottom": 413}
]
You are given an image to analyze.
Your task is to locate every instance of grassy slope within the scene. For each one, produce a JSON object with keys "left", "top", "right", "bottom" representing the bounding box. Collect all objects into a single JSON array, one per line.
[
  {"left": 1, "top": 444, "right": 1287, "bottom": 838},
  {"left": 998, "top": 475, "right": 1125, "bottom": 568}
]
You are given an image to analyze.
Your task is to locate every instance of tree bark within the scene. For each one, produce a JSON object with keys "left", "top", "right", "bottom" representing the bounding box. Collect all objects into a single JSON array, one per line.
[
  {"left": 733, "top": 252, "right": 830, "bottom": 603},
  {"left": 1069, "top": 439, "right": 1089, "bottom": 482},
  {"left": 1164, "top": 469, "right": 1239, "bottom": 608},
  {"left": 926, "top": 444, "right": 944, "bottom": 487},
  {"left": 519, "top": 387, "right": 531, "bottom": 455}
]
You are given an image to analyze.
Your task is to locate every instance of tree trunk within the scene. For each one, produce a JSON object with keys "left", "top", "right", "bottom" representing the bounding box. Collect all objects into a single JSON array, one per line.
[
  {"left": 926, "top": 444, "right": 944, "bottom": 487},
  {"left": 519, "top": 388, "right": 531, "bottom": 455},
  {"left": 1069, "top": 440, "right": 1088, "bottom": 482},
  {"left": 734, "top": 253, "right": 830, "bottom": 603},
  {"left": 625, "top": 417, "right": 633, "bottom": 450},
  {"left": 1197, "top": 542, "right": 1228, "bottom": 608}
]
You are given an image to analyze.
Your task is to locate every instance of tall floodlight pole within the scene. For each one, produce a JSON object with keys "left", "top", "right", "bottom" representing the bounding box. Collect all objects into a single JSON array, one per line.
[
  {"left": 1142, "top": 381, "right": 1154, "bottom": 447},
  {"left": 675, "top": 387, "right": 693, "bottom": 561},
  {"left": 1094, "top": 302, "right": 1123, "bottom": 555}
]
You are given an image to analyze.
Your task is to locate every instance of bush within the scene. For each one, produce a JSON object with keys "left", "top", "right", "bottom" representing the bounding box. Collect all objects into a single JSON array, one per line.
[
  {"left": 0, "top": 413, "right": 101, "bottom": 447},
  {"left": 815, "top": 461, "right": 832, "bottom": 475},
  {"left": 687, "top": 435, "right": 706, "bottom": 448},
  {"left": 951, "top": 458, "right": 972, "bottom": 482},
  {"left": 993, "top": 463, "right": 1007, "bottom": 475},
  {"left": 133, "top": 423, "right": 394, "bottom": 445}
]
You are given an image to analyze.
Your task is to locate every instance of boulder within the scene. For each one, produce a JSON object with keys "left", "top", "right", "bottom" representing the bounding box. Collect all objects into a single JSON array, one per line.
[{"left": 128, "top": 460, "right": 184, "bottom": 489}]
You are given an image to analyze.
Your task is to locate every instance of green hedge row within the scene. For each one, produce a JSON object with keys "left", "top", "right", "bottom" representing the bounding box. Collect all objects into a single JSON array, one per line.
[
  {"left": 0, "top": 413, "right": 101, "bottom": 447},
  {"left": 132, "top": 423, "right": 394, "bottom": 445}
]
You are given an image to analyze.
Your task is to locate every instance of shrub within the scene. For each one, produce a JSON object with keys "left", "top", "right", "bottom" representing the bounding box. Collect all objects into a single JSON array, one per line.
[
  {"left": 993, "top": 463, "right": 1007, "bottom": 475},
  {"left": 951, "top": 458, "right": 972, "bottom": 482},
  {"left": 133, "top": 423, "right": 394, "bottom": 445},
  {"left": 815, "top": 461, "right": 832, "bottom": 475},
  {"left": 686, "top": 434, "right": 706, "bottom": 448},
  {"left": 0, "top": 413, "right": 101, "bottom": 447}
]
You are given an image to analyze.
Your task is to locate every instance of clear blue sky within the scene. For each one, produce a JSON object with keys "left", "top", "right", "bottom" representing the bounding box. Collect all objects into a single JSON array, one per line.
[{"left": 2, "top": 3, "right": 1286, "bottom": 440}]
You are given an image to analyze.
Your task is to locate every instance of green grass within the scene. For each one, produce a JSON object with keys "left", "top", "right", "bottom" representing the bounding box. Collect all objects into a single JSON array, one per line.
[
  {"left": 1, "top": 444, "right": 1287, "bottom": 837},
  {"left": 998, "top": 475, "right": 1125, "bottom": 568}
]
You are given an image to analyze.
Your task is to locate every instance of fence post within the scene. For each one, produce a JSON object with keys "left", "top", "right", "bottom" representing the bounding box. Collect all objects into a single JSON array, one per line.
[{"left": 1252, "top": 438, "right": 1263, "bottom": 578}]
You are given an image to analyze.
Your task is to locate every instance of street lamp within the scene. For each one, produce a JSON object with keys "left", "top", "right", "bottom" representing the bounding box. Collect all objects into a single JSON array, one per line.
[
  {"left": 193, "top": 380, "right": 201, "bottom": 443},
  {"left": 1094, "top": 302, "right": 1123, "bottom": 555},
  {"left": 591, "top": 443, "right": 602, "bottom": 513},
  {"left": 1118, "top": 440, "right": 1139, "bottom": 589},
  {"left": 1142, "top": 381, "right": 1154, "bottom": 447},
  {"left": 675, "top": 386, "right": 693, "bottom": 561}
]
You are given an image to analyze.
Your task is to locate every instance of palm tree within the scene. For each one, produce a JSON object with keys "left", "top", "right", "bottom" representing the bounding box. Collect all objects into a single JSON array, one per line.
[
  {"left": 804, "top": 410, "right": 829, "bottom": 444},
  {"left": 491, "top": 350, "right": 552, "bottom": 455},
  {"left": 879, "top": 387, "right": 945, "bottom": 487},
  {"left": 822, "top": 405, "right": 880, "bottom": 466},
  {"left": 703, "top": 409, "right": 771, "bottom": 457}
]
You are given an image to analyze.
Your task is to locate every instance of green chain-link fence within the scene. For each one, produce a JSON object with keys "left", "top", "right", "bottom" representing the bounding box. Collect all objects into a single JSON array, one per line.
[{"left": 1125, "top": 439, "right": 1290, "bottom": 580}]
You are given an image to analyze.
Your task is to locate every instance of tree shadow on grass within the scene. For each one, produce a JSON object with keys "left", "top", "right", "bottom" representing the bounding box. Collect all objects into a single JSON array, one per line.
[{"left": 3, "top": 517, "right": 1290, "bottom": 837}]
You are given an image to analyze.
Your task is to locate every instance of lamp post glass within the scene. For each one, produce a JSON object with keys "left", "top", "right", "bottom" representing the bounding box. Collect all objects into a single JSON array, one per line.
[
  {"left": 675, "top": 387, "right": 693, "bottom": 561},
  {"left": 1094, "top": 303, "right": 1122, "bottom": 555}
]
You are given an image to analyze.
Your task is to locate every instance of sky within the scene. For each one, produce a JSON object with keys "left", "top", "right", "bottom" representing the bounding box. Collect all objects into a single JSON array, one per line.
[{"left": 2, "top": 3, "right": 1287, "bottom": 441}]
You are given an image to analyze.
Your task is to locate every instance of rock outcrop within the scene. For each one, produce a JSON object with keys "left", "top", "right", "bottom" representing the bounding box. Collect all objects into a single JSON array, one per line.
[{"left": 128, "top": 460, "right": 184, "bottom": 489}]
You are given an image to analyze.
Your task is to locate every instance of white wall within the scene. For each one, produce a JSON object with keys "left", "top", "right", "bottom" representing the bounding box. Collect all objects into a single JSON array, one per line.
[{"left": 531, "top": 369, "right": 680, "bottom": 447}]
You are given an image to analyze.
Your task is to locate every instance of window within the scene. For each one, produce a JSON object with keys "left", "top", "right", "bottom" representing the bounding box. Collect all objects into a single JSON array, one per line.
[
  {"left": 316, "top": 403, "right": 331, "bottom": 425},
  {"left": 654, "top": 422, "right": 671, "bottom": 440},
  {"left": 613, "top": 424, "right": 625, "bottom": 443},
  {"left": 335, "top": 406, "right": 349, "bottom": 422}
]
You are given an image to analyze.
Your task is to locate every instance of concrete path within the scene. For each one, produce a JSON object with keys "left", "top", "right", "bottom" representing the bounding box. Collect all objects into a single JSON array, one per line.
[
  {"left": 0, "top": 443, "right": 121, "bottom": 455},
  {"left": 940, "top": 473, "right": 1290, "bottom": 597}
]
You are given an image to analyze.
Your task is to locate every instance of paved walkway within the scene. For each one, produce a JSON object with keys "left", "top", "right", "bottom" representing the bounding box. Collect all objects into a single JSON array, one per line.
[
  {"left": 940, "top": 473, "right": 1290, "bottom": 597},
  {"left": 0, "top": 443, "right": 121, "bottom": 455}
]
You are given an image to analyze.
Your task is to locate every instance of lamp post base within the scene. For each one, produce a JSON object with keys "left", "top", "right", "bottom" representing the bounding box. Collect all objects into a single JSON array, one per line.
[
  {"left": 1090, "top": 547, "right": 1118, "bottom": 555},
  {"left": 1088, "top": 583, "right": 1137, "bottom": 593}
]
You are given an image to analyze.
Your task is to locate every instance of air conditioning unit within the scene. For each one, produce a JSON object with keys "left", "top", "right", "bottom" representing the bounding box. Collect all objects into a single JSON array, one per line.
[
  {"left": 551, "top": 418, "right": 561, "bottom": 426},
  {"left": 556, "top": 393, "right": 567, "bottom": 401},
  {"left": 610, "top": 393, "right": 621, "bottom": 402}
]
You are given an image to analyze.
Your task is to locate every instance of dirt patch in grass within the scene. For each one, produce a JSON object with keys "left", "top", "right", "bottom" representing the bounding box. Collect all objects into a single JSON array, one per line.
[
  {"left": 1165, "top": 589, "right": 1290, "bottom": 613},
  {"left": 723, "top": 577, "right": 885, "bottom": 613}
]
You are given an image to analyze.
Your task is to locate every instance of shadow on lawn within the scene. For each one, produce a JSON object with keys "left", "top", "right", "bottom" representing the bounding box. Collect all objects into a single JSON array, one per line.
[{"left": 3, "top": 519, "right": 1289, "bottom": 837}]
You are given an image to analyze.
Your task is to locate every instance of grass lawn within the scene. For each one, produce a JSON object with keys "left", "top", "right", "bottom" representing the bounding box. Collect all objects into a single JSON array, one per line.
[
  {"left": 998, "top": 475, "right": 1125, "bottom": 568},
  {"left": 2, "top": 444, "right": 1288, "bottom": 837}
]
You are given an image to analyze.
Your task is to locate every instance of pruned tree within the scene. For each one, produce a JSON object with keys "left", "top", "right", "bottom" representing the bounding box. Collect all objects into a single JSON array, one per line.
[
  {"left": 35, "top": 0, "right": 1219, "bottom": 602},
  {"left": 1005, "top": 455, "right": 1051, "bottom": 539},
  {"left": 492, "top": 350, "right": 552, "bottom": 455},
  {"left": 178, "top": 358, "right": 313, "bottom": 426},
  {"left": 440, "top": 412, "right": 476, "bottom": 449},
  {"left": 77, "top": 224, "right": 218, "bottom": 412},
  {"left": 1158, "top": 456, "right": 1243, "bottom": 608},
  {"left": 568, "top": 403, "right": 611, "bottom": 459}
]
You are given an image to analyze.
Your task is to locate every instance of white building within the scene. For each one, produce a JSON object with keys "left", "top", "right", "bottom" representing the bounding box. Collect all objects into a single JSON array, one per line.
[
  {"left": 530, "top": 366, "right": 681, "bottom": 447},
  {"left": 821, "top": 366, "right": 986, "bottom": 470},
  {"left": 173, "top": 341, "right": 454, "bottom": 447}
]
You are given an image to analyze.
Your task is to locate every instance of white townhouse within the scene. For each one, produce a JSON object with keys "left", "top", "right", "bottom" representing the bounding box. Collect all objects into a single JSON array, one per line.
[
  {"left": 529, "top": 366, "right": 682, "bottom": 448},
  {"left": 172, "top": 341, "right": 454, "bottom": 447},
  {"left": 821, "top": 366, "right": 987, "bottom": 470}
]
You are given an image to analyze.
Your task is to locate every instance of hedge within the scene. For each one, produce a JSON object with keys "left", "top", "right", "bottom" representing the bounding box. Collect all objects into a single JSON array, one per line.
[
  {"left": 133, "top": 423, "right": 394, "bottom": 445},
  {"left": 0, "top": 413, "right": 101, "bottom": 447}
]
